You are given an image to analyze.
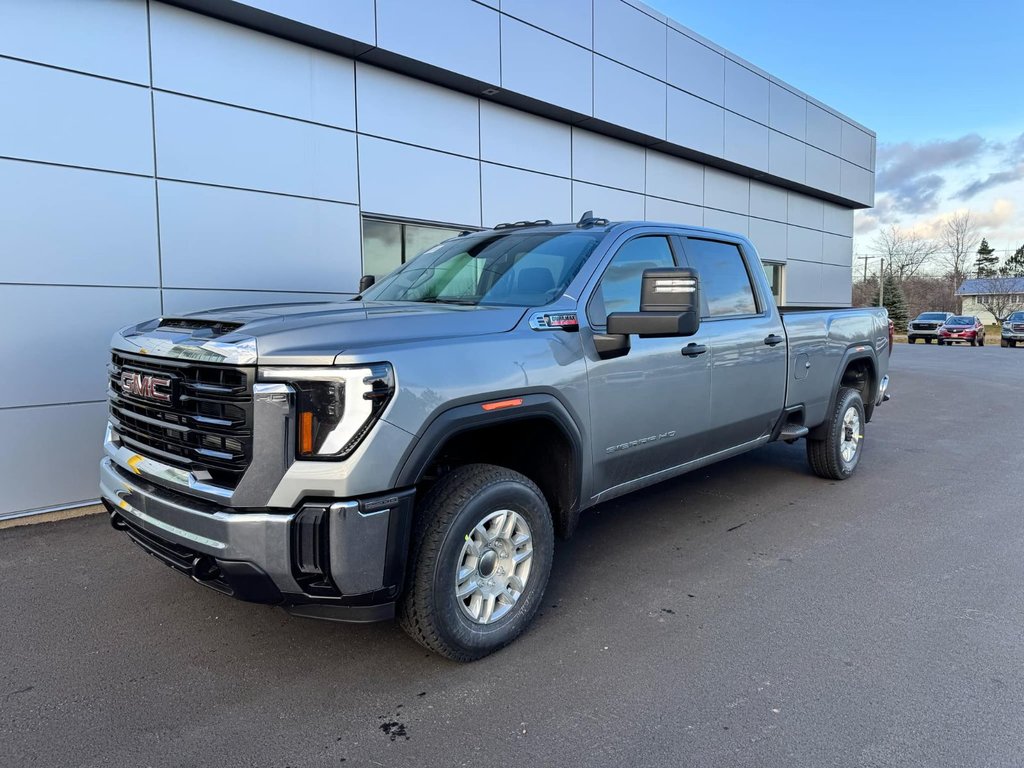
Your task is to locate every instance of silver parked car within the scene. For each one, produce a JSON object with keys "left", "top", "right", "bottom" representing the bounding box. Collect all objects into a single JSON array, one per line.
[
  {"left": 907, "top": 311, "right": 954, "bottom": 343},
  {"left": 1001, "top": 311, "right": 1024, "bottom": 347}
]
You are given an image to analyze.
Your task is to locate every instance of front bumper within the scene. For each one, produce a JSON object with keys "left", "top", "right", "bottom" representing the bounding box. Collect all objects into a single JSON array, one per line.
[
  {"left": 940, "top": 335, "right": 977, "bottom": 343},
  {"left": 100, "top": 457, "right": 414, "bottom": 622},
  {"left": 1002, "top": 332, "right": 1024, "bottom": 341}
]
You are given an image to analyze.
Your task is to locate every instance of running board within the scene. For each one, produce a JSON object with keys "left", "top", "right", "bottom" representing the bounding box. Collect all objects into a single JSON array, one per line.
[{"left": 778, "top": 424, "right": 809, "bottom": 441}]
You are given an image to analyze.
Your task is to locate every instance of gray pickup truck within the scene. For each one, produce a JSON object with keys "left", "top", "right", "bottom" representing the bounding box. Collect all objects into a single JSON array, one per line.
[{"left": 101, "top": 216, "right": 890, "bottom": 660}]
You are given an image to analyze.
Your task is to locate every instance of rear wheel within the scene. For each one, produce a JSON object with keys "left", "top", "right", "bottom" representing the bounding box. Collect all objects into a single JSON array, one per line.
[
  {"left": 398, "top": 464, "right": 554, "bottom": 661},
  {"left": 807, "top": 387, "right": 865, "bottom": 480}
]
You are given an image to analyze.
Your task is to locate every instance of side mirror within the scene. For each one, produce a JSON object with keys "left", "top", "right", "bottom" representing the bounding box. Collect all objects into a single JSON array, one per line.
[
  {"left": 594, "top": 268, "right": 701, "bottom": 359},
  {"left": 608, "top": 267, "right": 701, "bottom": 337},
  {"left": 358, "top": 274, "right": 376, "bottom": 293}
]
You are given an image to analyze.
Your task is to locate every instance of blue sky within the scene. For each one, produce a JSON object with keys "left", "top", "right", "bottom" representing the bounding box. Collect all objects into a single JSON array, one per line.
[{"left": 647, "top": 0, "right": 1024, "bottom": 259}]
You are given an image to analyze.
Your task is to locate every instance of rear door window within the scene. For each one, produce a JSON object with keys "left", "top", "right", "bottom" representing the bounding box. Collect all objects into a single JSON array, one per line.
[{"left": 681, "top": 238, "right": 759, "bottom": 318}]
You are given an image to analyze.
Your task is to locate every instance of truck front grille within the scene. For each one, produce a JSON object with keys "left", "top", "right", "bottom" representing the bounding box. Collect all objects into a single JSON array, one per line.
[{"left": 108, "top": 352, "right": 255, "bottom": 488}]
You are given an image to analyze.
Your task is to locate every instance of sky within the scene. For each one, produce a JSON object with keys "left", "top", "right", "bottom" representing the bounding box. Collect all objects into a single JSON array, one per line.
[{"left": 646, "top": 0, "right": 1024, "bottom": 269}]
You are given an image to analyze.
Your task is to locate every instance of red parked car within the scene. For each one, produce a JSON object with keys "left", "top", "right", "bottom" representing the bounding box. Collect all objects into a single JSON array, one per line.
[{"left": 938, "top": 315, "right": 986, "bottom": 346}]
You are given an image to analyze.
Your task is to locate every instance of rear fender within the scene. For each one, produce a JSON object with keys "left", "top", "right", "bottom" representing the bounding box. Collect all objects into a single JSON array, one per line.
[{"left": 808, "top": 345, "right": 877, "bottom": 438}]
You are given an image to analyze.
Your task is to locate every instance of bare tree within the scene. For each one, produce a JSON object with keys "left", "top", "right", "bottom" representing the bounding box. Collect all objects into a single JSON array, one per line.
[
  {"left": 938, "top": 211, "right": 979, "bottom": 311},
  {"left": 968, "top": 277, "right": 1024, "bottom": 324},
  {"left": 872, "top": 224, "right": 940, "bottom": 282},
  {"left": 901, "top": 275, "right": 958, "bottom": 317}
]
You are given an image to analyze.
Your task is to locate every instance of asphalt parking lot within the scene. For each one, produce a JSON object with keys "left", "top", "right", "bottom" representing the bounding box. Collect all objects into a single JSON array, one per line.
[{"left": 3, "top": 343, "right": 1023, "bottom": 768}]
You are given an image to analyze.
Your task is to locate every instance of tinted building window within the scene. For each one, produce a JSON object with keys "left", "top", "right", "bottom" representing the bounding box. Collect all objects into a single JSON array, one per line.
[
  {"left": 588, "top": 236, "right": 675, "bottom": 325},
  {"left": 362, "top": 219, "right": 464, "bottom": 279},
  {"left": 684, "top": 238, "right": 758, "bottom": 317},
  {"left": 763, "top": 262, "right": 783, "bottom": 303}
]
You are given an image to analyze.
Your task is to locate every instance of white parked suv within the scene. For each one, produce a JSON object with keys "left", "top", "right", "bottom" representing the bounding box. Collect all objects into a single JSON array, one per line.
[{"left": 907, "top": 312, "right": 953, "bottom": 344}]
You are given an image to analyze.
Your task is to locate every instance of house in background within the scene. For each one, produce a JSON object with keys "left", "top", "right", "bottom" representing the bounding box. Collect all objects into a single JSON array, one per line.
[{"left": 956, "top": 278, "right": 1024, "bottom": 324}]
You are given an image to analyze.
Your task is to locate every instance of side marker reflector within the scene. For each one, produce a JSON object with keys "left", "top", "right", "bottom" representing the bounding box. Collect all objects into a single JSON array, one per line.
[{"left": 482, "top": 398, "right": 523, "bottom": 411}]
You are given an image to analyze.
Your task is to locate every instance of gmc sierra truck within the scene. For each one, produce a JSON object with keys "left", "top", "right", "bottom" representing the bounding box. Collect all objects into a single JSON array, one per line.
[{"left": 101, "top": 216, "right": 890, "bottom": 661}]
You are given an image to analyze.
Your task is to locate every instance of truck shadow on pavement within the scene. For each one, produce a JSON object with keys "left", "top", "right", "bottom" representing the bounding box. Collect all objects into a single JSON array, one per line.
[{"left": 2, "top": 439, "right": 836, "bottom": 693}]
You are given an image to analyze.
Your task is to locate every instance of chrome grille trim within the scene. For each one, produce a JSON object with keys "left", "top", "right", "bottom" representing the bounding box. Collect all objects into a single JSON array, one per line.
[{"left": 108, "top": 352, "right": 254, "bottom": 489}]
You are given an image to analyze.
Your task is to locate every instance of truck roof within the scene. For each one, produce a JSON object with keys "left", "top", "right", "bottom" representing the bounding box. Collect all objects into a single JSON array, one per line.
[{"left": 474, "top": 216, "right": 749, "bottom": 242}]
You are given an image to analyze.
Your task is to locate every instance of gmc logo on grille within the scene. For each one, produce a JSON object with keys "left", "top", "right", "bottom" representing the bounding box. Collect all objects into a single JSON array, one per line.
[{"left": 120, "top": 371, "right": 173, "bottom": 403}]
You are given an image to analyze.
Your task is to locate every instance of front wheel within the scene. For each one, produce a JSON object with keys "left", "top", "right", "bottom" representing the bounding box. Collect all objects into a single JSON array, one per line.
[
  {"left": 1001, "top": 339, "right": 1009, "bottom": 348},
  {"left": 807, "top": 387, "right": 866, "bottom": 480},
  {"left": 970, "top": 338, "right": 977, "bottom": 347},
  {"left": 979, "top": 336, "right": 985, "bottom": 346},
  {"left": 398, "top": 464, "right": 554, "bottom": 661}
]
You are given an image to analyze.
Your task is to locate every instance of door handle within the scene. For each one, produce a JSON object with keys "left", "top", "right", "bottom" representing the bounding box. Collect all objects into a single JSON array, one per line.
[
  {"left": 764, "top": 334, "right": 784, "bottom": 347},
  {"left": 681, "top": 343, "right": 707, "bottom": 357}
]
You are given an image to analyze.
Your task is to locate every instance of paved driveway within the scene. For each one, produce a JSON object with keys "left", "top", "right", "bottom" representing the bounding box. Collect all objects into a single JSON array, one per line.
[{"left": 3, "top": 344, "right": 1023, "bottom": 767}]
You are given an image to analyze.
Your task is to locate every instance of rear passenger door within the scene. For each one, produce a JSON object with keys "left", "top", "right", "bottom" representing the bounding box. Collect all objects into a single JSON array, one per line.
[{"left": 678, "top": 236, "right": 786, "bottom": 455}]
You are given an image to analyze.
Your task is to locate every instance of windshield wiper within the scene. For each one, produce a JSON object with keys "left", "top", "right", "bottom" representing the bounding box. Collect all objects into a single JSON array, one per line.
[{"left": 416, "top": 297, "right": 479, "bottom": 305}]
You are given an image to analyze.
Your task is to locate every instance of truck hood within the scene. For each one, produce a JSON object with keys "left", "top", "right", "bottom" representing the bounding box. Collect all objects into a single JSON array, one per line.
[{"left": 115, "top": 301, "right": 528, "bottom": 366}]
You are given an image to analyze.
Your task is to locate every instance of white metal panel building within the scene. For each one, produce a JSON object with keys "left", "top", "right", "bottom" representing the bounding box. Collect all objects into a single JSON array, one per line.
[{"left": 0, "top": 0, "right": 875, "bottom": 519}]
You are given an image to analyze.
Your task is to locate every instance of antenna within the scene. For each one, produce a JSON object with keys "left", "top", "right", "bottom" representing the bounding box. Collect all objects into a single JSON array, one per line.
[{"left": 576, "top": 211, "right": 609, "bottom": 229}]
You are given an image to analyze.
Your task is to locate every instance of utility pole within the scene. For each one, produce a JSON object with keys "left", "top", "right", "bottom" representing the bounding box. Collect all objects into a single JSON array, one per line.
[
  {"left": 858, "top": 254, "right": 871, "bottom": 283},
  {"left": 879, "top": 258, "right": 885, "bottom": 307}
]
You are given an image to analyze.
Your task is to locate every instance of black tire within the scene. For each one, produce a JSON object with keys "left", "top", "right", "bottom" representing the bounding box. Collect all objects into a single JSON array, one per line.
[
  {"left": 925, "top": 338, "right": 932, "bottom": 344},
  {"left": 979, "top": 336, "right": 985, "bottom": 346},
  {"left": 807, "top": 387, "right": 866, "bottom": 481},
  {"left": 970, "top": 338, "right": 976, "bottom": 347},
  {"left": 398, "top": 464, "right": 554, "bottom": 661},
  {"left": 1001, "top": 339, "right": 1008, "bottom": 348},
  {"left": 1011, "top": 341, "right": 1018, "bottom": 348},
  {"left": 908, "top": 337, "right": 916, "bottom": 344},
  {"left": 936, "top": 339, "right": 944, "bottom": 346}
]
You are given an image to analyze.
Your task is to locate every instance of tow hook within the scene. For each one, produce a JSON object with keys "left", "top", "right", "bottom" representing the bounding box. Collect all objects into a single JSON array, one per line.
[{"left": 192, "top": 556, "right": 222, "bottom": 582}]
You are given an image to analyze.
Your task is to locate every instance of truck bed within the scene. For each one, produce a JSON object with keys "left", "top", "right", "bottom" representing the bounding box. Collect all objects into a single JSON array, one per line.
[{"left": 781, "top": 306, "right": 890, "bottom": 429}]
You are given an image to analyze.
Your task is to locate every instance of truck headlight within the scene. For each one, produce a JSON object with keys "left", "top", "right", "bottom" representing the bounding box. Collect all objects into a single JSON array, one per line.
[{"left": 259, "top": 364, "right": 394, "bottom": 459}]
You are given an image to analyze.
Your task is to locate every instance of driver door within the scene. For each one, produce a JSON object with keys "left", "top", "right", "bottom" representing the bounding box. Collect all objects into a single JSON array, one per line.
[{"left": 584, "top": 233, "right": 712, "bottom": 496}]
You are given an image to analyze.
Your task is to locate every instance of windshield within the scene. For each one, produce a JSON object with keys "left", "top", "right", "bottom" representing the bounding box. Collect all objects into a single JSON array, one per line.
[
  {"left": 1008, "top": 312, "right": 1024, "bottom": 322},
  {"left": 361, "top": 230, "right": 602, "bottom": 306},
  {"left": 918, "top": 312, "right": 948, "bottom": 321},
  {"left": 947, "top": 316, "right": 973, "bottom": 325}
]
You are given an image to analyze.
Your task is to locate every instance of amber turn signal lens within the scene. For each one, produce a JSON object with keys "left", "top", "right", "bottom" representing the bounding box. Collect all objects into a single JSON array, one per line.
[
  {"left": 299, "top": 411, "right": 314, "bottom": 455},
  {"left": 481, "top": 398, "right": 523, "bottom": 411}
]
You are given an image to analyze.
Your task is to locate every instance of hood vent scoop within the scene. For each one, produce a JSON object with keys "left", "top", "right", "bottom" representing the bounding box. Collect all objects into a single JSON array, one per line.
[{"left": 157, "top": 317, "right": 244, "bottom": 338}]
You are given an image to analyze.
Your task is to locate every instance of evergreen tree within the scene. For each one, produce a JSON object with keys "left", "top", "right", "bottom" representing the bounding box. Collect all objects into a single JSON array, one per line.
[
  {"left": 872, "top": 272, "right": 909, "bottom": 332},
  {"left": 975, "top": 238, "right": 999, "bottom": 277},
  {"left": 999, "top": 244, "right": 1024, "bottom": 277}
]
